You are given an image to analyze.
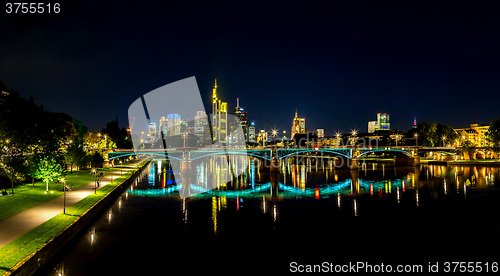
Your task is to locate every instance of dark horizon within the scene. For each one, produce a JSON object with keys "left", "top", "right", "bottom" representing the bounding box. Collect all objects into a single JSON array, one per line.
[{"left": 1, "top": 1, "right": 499, "bottom": 134}]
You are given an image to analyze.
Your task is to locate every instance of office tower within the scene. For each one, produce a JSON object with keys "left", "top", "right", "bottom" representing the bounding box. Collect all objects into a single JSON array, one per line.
[
  {"left": 291, "top": 109, "right": 306, "bottom": 139},
  {"left": 368, "top": 113, "right": 390, "bottom": 133},
  {"left": 212, "top": 79, "right": 228, "bottom": 144}
]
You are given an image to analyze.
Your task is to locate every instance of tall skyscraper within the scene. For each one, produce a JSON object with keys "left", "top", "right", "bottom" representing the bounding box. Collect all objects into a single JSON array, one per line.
[
  {"left": 248, "top": 121, "right": 256, "bottom": 143},
  {"left": 413, "top": 117, "right": 417, "bottom": 128},
  {"left": 166, "top": 114, "right": 181, "bottom": 136},
  {"left": 159, "top": 116, "right": 168, "bottom": 136},
  {"left": 148, "top": 123, "right": 156, "bottom": 144},
  {"left": 212, "top": 79, "right": 228, "bottom": 144},
  {"left": 194, "top": 110, "right": 208, "bottom": 136},
  {"left": 233, "top": 98, "right": 248, "bottom": 143},
  {"left": 291, "top": 109, "right": 306, "bottom": 139},
  {"left": 368, "top": 113, "right": 390, "bottom": 133}
]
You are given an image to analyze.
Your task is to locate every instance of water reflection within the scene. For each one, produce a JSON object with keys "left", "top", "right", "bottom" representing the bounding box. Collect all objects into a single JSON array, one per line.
[{"left": 48, "top": 160, "right": 500, "bottom": 275}]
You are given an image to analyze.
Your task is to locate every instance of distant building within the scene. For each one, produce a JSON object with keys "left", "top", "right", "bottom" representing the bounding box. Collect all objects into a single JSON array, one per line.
[
  {"left": 291, "top": 110, "right": 306, "bottom": 139},
  {"left": 455, "top": 123, "right": 490, "bottom": 147},
  {"left": 159, "top": 116, "right": 168, "bottom": 136},
  {"left": 317, "top": 129, "right": 325, "bottom": 138},
  {"left": 166, "top": 114, "right": 181, "bottom": 136},
  {"left": 148, "top": 123, "right": 156, "bottom": 144},
  {"left": 233, "top": 98, "right": 248, "bottom": 143},
  {"left": 194, "top": 110, "right": 208, "bottom": 136},
  {"left": 212, "top": 79, "right": 228, "bottom": 144},
  {"left": 248, "top": 121, "right": 256, "bottom": 143},
  {"left": 368, "top": 113, "right": 390, "bottom": 133}
]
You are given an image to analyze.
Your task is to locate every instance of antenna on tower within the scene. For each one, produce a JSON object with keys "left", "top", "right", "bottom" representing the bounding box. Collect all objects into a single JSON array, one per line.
[{"left": 237, "top": 97, "right": 239, "bottom": 108}]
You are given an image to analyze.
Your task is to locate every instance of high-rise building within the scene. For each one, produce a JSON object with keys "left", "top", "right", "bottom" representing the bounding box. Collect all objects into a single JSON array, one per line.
[
  {"left": 194, "top": 110, "right": 208, "bottom": 136},
  {"left": 212, "top": 79, "right": 228, "bottom": 144},
  {"left": 413, "top": 117, "right": 417, "bottom": 129},
  {"left": 317, "top": 129, "right": 325, "bottom": 138},
  {"left": 368, "top": 113, "right": 390, "bottom": 133},
  {"left": 166, "top": 114, "right": 181, "bottom": 136},
  {"left": 291, "top": 110, "right": 306, "bottom": 139},
  {"left": 233, "top": 98, "right": 248, "bottom": 143},
  {"left": 159, "top": 116, "right": 168, "bottom": 136},
  {"left": 248, "top": 121, "right": 256, "bottom": 143},
  {"left": 148, "top": 123, "right": 156, "bottom": 144}
]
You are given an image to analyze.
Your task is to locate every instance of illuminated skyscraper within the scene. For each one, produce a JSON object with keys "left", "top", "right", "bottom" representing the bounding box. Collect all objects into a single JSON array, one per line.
[
  {"left": 148, "top": 123, "right": 156, "bottom": 144},
  {"left": 248, "top": 121, "right": 256, "bottom": 143},
  {"left": 194, "top": 110, "right": 208, "bottom": 136},
  {"left": 233, "top": 98, "right": 248, "bottom": 143},
  {"left": 291, "top": 109, "right": 306, "bottom": 139},
  {"left": 368, "top": 113, "right": 390, "bottom": 133},
  {"left": 166, "top": 114, "right": 181, "bottom": 136},
  {"left": 212, "top": 79, "right": 228, "bottom": 144}
]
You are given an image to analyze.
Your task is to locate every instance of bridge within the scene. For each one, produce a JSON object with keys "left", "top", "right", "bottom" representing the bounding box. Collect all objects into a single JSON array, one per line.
[
  {"left": 107, "top": 147, "right": 419, "bottom": 171},
  {"left": 107, "top": 147, "right": 416, "bottom": 162}
]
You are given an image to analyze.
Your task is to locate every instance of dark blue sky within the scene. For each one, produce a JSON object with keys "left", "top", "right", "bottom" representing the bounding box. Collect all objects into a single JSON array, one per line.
[{"left": 1, "top": 0, "right": 499, "bottom": 135}]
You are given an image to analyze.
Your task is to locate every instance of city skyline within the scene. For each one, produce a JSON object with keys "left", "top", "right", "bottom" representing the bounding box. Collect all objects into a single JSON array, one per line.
[{"left": 1, "top": 1, "right": 499, "bottom": 133}]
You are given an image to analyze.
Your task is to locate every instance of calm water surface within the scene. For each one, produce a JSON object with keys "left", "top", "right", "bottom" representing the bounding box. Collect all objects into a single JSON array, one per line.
[{"left": 44, "top": 160, "right": 500, "bottom": 275}]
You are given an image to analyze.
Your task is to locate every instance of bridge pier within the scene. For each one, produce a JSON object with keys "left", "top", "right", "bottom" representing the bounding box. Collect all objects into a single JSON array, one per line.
[
  {"left": 259, "top": 157, "right": 281, "bottom": 173},
  {"left": 179, "top": 153, "right": 192, "bottom": 198}
]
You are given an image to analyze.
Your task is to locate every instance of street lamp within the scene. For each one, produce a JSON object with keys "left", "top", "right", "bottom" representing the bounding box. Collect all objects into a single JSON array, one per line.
[
  {"left": 92, "top": 169, "right": 97, "bottom": 194},
  {"left": 442, "top": 136, "right": 447, "bottom": 147},
  {"left": 351, "top": 130, "right": 357, "bottom": 147},
  {"left": 414, "top": 133, "right": 418, "bottom": 147},
  {"left": 120, "top": 160, "right": 123, "bottom": 176},
  {"left": 61, "top": 178, "right": 66, "bottom": 214}
]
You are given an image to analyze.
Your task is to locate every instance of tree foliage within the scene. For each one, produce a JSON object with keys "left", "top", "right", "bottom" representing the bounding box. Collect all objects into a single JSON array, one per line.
[
  {"left": 33, "top": 155, "right": 63, "bottom": 191},
  {"left": 486, "top": 119, "right": 500, "bottom": 151}
]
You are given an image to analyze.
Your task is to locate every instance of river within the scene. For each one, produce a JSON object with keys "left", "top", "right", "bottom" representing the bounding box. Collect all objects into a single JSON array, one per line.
[{"left": 43, "top": 159, "right": 500, "bottom": 275}]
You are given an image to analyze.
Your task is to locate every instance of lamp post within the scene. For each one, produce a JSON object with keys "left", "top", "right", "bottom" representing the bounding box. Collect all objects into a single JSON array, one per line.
[
  {"left": 120, "top": 160, "right": 123, "bottom": 176},
  {"left": 414, "top": 133, "right": 418, "bottom": 147},
  {"left": 442, "top": 136, "right": 447, "bottom": 147},
  {"left": 61, "top": 178, "right": 66, "bottom": 214},
  {"left": 92, "top": 169, "right": 97, "bottom": 194},
  {"left": 351, "top": 130, "right": 357, "bottom": 148}
]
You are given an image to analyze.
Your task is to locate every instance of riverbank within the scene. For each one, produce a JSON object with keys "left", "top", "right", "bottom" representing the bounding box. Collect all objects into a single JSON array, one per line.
[
  {"left": 0, "top": 159, "right": 150, "bottom": 276},
  {"left": 419, "top": 158, "right": 500, "bottom": 166}
]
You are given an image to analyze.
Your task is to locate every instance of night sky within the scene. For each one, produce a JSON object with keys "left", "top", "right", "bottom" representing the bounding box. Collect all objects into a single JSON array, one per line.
[{"left": 1, "top": 1, "right": 499, "bottom": 135}]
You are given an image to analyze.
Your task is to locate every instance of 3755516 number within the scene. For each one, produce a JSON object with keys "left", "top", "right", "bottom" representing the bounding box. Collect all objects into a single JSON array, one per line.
[
  {"left": 5, "top": 3, "right": 60, "bottom": 14},
  {"left": 443, "top": 262, "right": 498, "bottom": 273}
]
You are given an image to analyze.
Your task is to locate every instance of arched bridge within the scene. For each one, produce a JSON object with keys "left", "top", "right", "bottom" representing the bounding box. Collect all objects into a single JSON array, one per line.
[{"left": 107, "top": 147, "right": 415, "bottom": 162}]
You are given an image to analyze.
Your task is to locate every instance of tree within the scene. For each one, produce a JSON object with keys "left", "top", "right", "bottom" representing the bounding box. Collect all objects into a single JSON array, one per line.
[
  {"left": 64, "top": 140, "right": 87, "bottom": 173},
  {"left": 486, "top": 119, "right": 500, "bottom": 152},
  {"left": 33, "top": 155, "right": 63, "bottom": 192},
  {"left": 458, "top": 140, "right": 476, "bottom": 160}
]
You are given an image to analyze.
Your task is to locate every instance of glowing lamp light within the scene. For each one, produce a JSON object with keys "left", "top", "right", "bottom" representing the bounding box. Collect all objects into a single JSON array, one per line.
[
  {"left": 314, "top": 146, "right": 319, "bottom": 151},
  {"left": 402, "top": 147, "right": 405, "bottom": 150}
]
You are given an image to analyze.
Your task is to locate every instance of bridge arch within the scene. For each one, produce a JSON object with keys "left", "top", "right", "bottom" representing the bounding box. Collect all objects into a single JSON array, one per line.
[
  {"left": 278, "top": 149, "right": 352, "bottom": 160},
  {"left": 107, "top": 152, "right": 184, "bottom": 161},
  {"left": 356, "top": 149, "right": 413, "bottom": 159},
  {"left": 189, "top": 150, "right": 272, "bottom": 161}
]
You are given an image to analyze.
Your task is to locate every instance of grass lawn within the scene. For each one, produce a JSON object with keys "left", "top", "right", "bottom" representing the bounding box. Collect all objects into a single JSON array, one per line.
[
  {"left": 0, "top": 168, "right": 117, "bottom": 221},
  {"left": 0, "top": 159, "right": 149, "bottom": 275}
]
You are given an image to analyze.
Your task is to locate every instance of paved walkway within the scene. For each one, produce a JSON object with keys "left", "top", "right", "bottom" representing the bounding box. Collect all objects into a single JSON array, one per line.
[{"left": 0, "top": 159, "right": 145, "bottom": 248}]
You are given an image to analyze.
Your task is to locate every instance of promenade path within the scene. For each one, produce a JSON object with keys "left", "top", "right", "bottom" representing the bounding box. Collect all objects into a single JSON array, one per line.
[{"left": 0, "top": 159, "right": 145, "bottom": 248}]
